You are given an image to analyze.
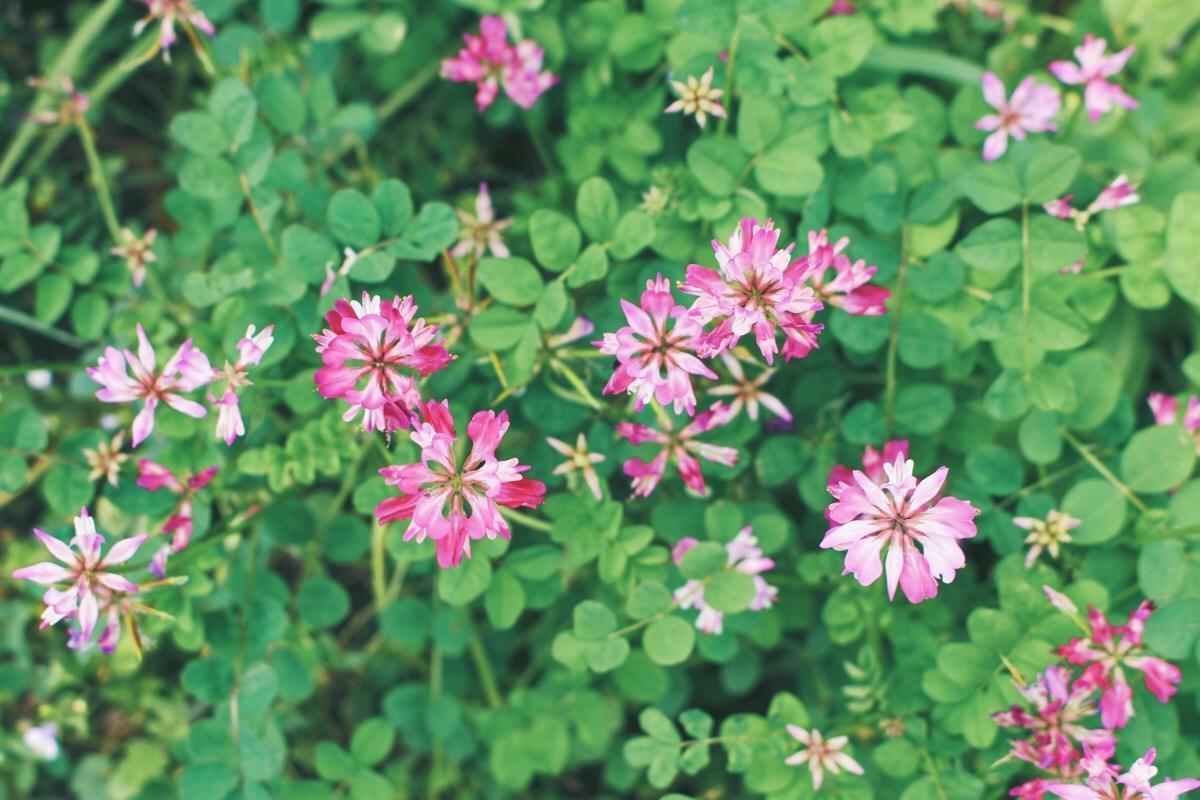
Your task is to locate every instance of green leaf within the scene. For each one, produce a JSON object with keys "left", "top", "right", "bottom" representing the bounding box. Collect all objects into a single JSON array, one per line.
[
  {"left": 1143, "top": 599, "right": 1200, "bottom": 659},
  {"left": 639, "top": 708, "right": 680, "bottom": 743},
  {"left": 1062, "top": 479, "right": 1127, "bottom": 545},
  {"left": 437, "top": 556, "right": 493, "bottom": 606},
  {"left": 350, "top": 718, "right": 394, "bottom": 767},
  {"left": 574, "top": 600, "right": 617, "bottom": 640},
  {"left": 576, "top": 177, "right": 618, "bottom": 242},
  {"left": 529, "top": 209, "right": 581, "bottom": 272},
  {"left": 955, "top": 218, "right": 1020, "bottom": 273},
  {"left": 643, "top": 616, "right": 695, "bottom": 665},
  {"left": 957, "top": 160, "right": 1022, "bottom": 213},
  {"left": 754, "top": 135, "right": 824, "bottom": 197},
  {"left": 314, "top": 742, "right": 356, "bottom": 781},
  {"left": 737, "top": 95, "right": 782, "bottom": 154},
  {"left": 1120, "top": 425, "right": 1196, "bottom": 493},
  {"left": 565, "top": 243, "right": 608, "bottom": 288},
  {"left": 687, "top": 138, "right": 748, "bottom": 197},
  {"left": 297, "top": 577, "right": 351, "bottom": 629},
  {"left": 469, "top": 306, "right": 533, "bottom": 351},
  {"left": 170, "top": 111, "right": 230, "bottom": 155},
  {"left": 373, "top": 179, "right": 414, "bottom": 237},
  {"left": 0, "top": 408, "right": 48, "bottom": 452},
  {"left": 704, "top": 570, "right": 756, "bottom": 614},
  {"left": 678, "top": 542, "right": 726, "bottom": 579},
  {"left": 179, "top": 764, "right": 240, "bottom": 800},
  {"left": 1165, "top": 192, "right": 1200, "bottom": 306},
  {"left": 484, "top": 569, "right": 525, "bottom": 630},
  {"left": 810, "top": 16, "right": 875, "bottom": 77},
  {"left": 477, "top": 257, "right": 543, "bottom": 307},
  {"left": 310, "top": 8, "right": 371, "bottom": 40},
  {"left": 379, "top": 598, "right": 430, "bottom": 647},
  {"left": 627, "top": 581, "right": 674, "bottom": 620},
  {"left": 898, "top": 314, "right": 952, "bottom": 368},
  {"left": 1022, "top": 145, "right": 1081, "bottom": 204},
  {"left": 182, "top": 657, "right": 234, "bottom": 704},
  {"left": 41, "top": 463, "right": 92, "bottom": 517},
  {"left": 327, "top": 189, "right": 381, "bottom": 249},
  {"left": 208, "top": 79, "right": 257, "bottom": 148},
  {"left": 610, "top": 210, "right": 655, "bottom": 259}
]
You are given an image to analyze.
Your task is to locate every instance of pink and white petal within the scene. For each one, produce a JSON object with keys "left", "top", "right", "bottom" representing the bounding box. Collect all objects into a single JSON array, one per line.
[
  {"left": 101, "top": 534, "right": 148, "bottom": 567},
  {"left": 32, "top": 528, "right": 77, "bottom": 565},
  {"left": 12, "top": 563, "right": 73, "bottom": 584}
]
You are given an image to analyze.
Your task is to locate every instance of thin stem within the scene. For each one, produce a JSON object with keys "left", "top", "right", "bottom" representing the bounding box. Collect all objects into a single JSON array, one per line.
[
  {"left": 717, "top": 21, "right": 741, "bottom": 137},
  {"left": 883, "top": 228, "right": 910, "bottom": 432},
  {"left": 466, "top": 619, "right": 503, "bottom": 709},
  {"left": 1059, "top": 427, "right": 1150, "bottom": 514},
  {"left": 1020, "top": 201, "right": 1032, "bottom": 383},
  {"left": 377, "top": 63, "right": 440, "bottom": 122},
  {"left": 499, "top": 507, "right": 552, "bottom": 533},
  {"left": 76, "top": 119, "right": 122, "bottom": 243},
  {"left": 371, "top": 520, "right": 388, "bottom": 609},
  {"left": 239, "top": 172, "right": 279, "bottom": 258},
  {"left": 0, "top": 303, "right": 86, "bottom": 348},
  {"left": 427, "top": 603, "right": 444, "bottom": 800}
]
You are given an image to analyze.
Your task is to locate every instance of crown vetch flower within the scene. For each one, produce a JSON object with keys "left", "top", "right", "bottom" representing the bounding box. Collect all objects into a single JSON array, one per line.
[
  {"left": 82, "top": 431, "right": 128, "bottom": 487},
  {"left": 137, "top": 460, "right": 219, "bottom": 576},
  {"left": 87, "top": 323, "right": 212, "bottom": 447},
  {"left": 681, "top": 218, "right": 823, "bottom": 365},
  {"left": 821, "top": 453, "right": 979, "bottom": 603},
  {"left": 1015, "top": 510, "right": 1079, "bottom": 567},
  {"left": 672, "top": 528, "right": 778, "bottom": 635},
  {"left": 1054, "top": 601, "right": 1182, "bottom": 729},
  {"left": 800, "top": 230, "right": 890, "bottom": 317},
  {"left": 664, "top": 66, "right": 726, "bottom": 128},
  {"left": 375, "top": 400, "right": 546, "bottom": 569},
  {"left": 1148, "top": 392, "right": 1200, "bottom": 431},
  {"left": 26, "top": 75, "right": 90, "bottom": 127},
  {"left": 827, "top": 439, "right": 910, "bottom": 522},
  {"left": 1046, "top": 747, "right": 1200, "bottom": 800},
  {"left": 441, "top": 16, "right": 557, "bottom": 112},
  {"left": 784, "top": 726, "right": 864, "bottom": 791},
  {"left": 452, "top": 182, "right": 513, "bottom": 262},
  {"left": 595, "top": 273, "right": 717, "bottom": 416},
  {"left": 1090, "top": 175, "right": 1139, "bottom": 212},
  {"left": 1048, "top": 35, "right": 1138, "bottom": 123},
  {"left": 546, "top": 433, "right": 605, "bottom": 501},
  {"left": 976, "top": 72, "right": 1062, "bottom": 161},
  {"left": 111, "top": 227, "right": 157, "bottom": 287},
  {"left": 12, "top": 508, "right": 146, "bottom": 650},
  {"left": 22, "top": 723, "right": 59, "bottom": 761},
  {"left": 210, "top": 324, "right": 274, "bottom": 446},
  {"left": 708, "top": 352, "right": 792, "bottom": 423},
  {"left": 314, "top": 293, "right": 453, "bottom": 434},
  {"left": 133, "top": 0, "right": 216, "bottom": 63},
  {"left": 993, "top": 664, "right": 1116, "bottom": 776},
  {"left": 616, "top": 403, "right": 738, "bottom": 498}
]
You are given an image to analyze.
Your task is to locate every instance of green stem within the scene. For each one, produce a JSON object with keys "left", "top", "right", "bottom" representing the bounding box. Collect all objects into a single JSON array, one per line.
[
  {"left": 1059, "top": 428, "right": 1150, "bottom": 514},
  {"left": 428, "top": 604, "right": 444, "bottom": 800},
  {"left": 0, "top": 303, "right": 85, "bottom": 348},
  {"left": 717, "top": 21, "right": 741, "bottom": 137},
  {"left": 0, "top": 0, "right": 124, "bottom": 184},
  {"left": 863, "top": 44, "right": 983, "bottom": 86},
  {"left": 377, "top": 63, "right": 440, "bottom": 122},
  {"left": 1020, "top": 201, "right": 1032, "bottom": 383},
  {"left": 239, "top": 172, "right": 279, "bottom": 258},
  {"left": 76, "top": 120, "right": 121, "bottom": 243},
  {"left": 466, "top": 619, "right": 503, "bottom": 709},
  {"left": 883, "top": 229, "right": 910, "bottom": 433},
  {"left": 499, "top": 507, "right": 553, "bottom": 533},
  {"left": 371, "top": 520, "right": 388, "bottom": 609}
]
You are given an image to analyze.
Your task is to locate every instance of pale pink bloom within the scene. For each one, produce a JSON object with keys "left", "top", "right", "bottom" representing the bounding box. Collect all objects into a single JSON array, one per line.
[
  {"left": 708, "top": 352, "right": 791, "bottom": 423},
  {"left": 665, "top": 66, "right": 726, "bottom": 128},
  {"left": 828, "top": 0, "right": 856, "bottom": 14},
  {"left": 547, "top": 316, "right": 595, "bottom": 349},
  {"left": 976, "top": 72, "right": 1062, "bottom": 161},
  {"left": 1148, "top": 393, "right": 1200, "bottom": 454},
  {"left": 110, "top": 228, "right": 157, "bottom": 287},
  {"left": 209, "top": 323, "right": 273, "bottom": 446},
  {"left": 1011, "top": 778, "right": 1053, "bottom": 800},
  {"left": 1049, "top": 36, "right": 1138, "bottom": 123},
  {"left": 1014, "top": 510, "right": 1079, "bottom": 567},
  {"left": 133, "top": 0, "right": 216, "bottom": 63},
  {"left": 26, "top": 76, "right": 89, "bottom": 126},
  {"left": 681, "top": 218, "right": 823, "bottom": 365},
  {"left": 546, "top": 433, "right": 605, "bottom": 501},
  {"left": 82, "top": 431, "right": 128, "bottom": 487},
  {"left": 137, "top": 461, "right": 218, "bottom": 570},
  {"left": 87, "top": 324, "right": 212, "bottom": 447},
  {"left": 672, "top": 527, "right": 777, "bottom": 635},
  {"left": 11, "top": 508, "right": 146, "bottom": 648},
  {"left": 800, "top": 230, "right": 890, "bottom": 317},
  {"left": 376, "top": 399, "right": 546, "bottom": 569},
  {"left": 784, "top": 727, "right": 864, "bottom": 791},
  {"left": 1061, "top": 259, "right": 1085, "bottom": 275},
  {"left": 1045, "top": 195, "right": 1079, "bottom": 220},
  {"left": 616, "top": 403, "right": 738, "bottom": 498},
  {"left": 1089, "top": 175, "right": 1139, "bottom": 213},
  {"left": 1056, "top": 602, "right": 1182, "bottom": 729},
  {"left": 452, "top": 182, "right": 513, "bottom": 262},
  {"left": 320, "top": 247, "right": 358, "bottom": 298},
  {"left": 441, "top": 16, "right": 557, "bottom": 112},
  {"left": 826, "top": 440, "right": 910, "bottom": 520},
  {"left": 993, "top": 664, "right": 1116, "bottom": 775},
  {"left": 1044, "top": 585, "right": 1079, "bottom": 614},
  {"left": 821, "top": 453, "right": 979, "bottom": 603},
  {"left": 314, "top": 293, "right": 453, "bottom": 434},
  {"left": 22, "top": 723, "right": 59, "bottom": 761},
  {"left": 1047, "top": 748, "right": 1200, "bottom": 800},
  {"left": 595, "top": 273, "right": 717, "bottom": 416}
]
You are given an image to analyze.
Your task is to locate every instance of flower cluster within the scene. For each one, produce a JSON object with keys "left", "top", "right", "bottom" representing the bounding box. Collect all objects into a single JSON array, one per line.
[
  {"left": 375, "top": 400, "right": 546, "bottom": 568},
  {"left": 1048, "top": 36, "right": 1138, "bottom": 123},
  {"left": 441, "top": 16, "right": 557, "bottom": 112},
  {"left": 313, "top": 293, "right": 453, "bottom": 434},
  {"left": 110, "top": 227, "right": 157, "bottom": 287},
  {"left": 132, "top": 0, "right": 216, "bottom": 63},
  {"left": 822, "top": 448, "right": 979, "bottom": 604},
  {"left": 1047, "top": 747, "right": 1198, "bottom": 800},
  {"left": 11, "top": 509, "right": 146, "bottom": 654},
  {"left": 672, "top": 528, "right": 778, "bottom": 634},
  {"left": 616, "top": 403, "right": 739, "bottom": 498},
  {"left": 136, "top": 460, "right": 219, "bottom": 577}
]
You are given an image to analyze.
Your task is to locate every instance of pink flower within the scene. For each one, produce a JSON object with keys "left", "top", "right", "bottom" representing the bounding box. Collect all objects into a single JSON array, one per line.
[
  {"left": 976, "top": 72, "right": 1062, "bottom": 161},
  {"left": 375, "top": 400, "right": 546, "bottom": 569},
  {"left": 441, "top": 16, "right": 557, "bottom": 112},
  {"left": 1090, "top": 175, "right": 1139, "bottom": 212},
  {"left": 136, "top": 461, "right": 218, "bottom": 571},
  {"left": 1148, "top": 393, "right": 1200, "bottom": 432},
  {"left": 22, "top": 723, "right": 59, "bottom": 761},
  {"left": 707, "top": 352, "right": 791, "bottom": 423},
  {"left": 451, "top": 182, "right": 513, "bottom": 262},
  {"left": 993, "top": 664, "right": 1115, "bottom": 775},
  {"left": 546, "top": 433, "right": 605, "bottom": 501},
  {"left": 547, "top": 316, "right": 595, "bottom": 349},
  {"left": 210, "top": 323, "right": 273, "bottom": 446},
  {"left": 320, "top": 247, "right": 358, "bottom": 298},
  {"left": 800, "top": 230, "right": 890, "bottom": 317},
  {"left": 110, "top": 228, "right": 157, "bottom": 287},
  {"left": 616, "top": 403, "right": 738, "bottom": 498},
  {"left": 828, "top": 0, "right": 856, "bottom": 14},
  {"left": 595, "top": 274, "right": 717, "bottom": 416},
  {"left": 1011, "top": 778, "right": 1051, "bottom": 800},
  {"left": 12, "top": 508, "right": 146, "bottom": 650},
  {"left": 133, "top": 0, "right": 216, "bottom": 63},
  {"left": 826, "top": 440, "right": 910, "bottom": 520},
  {"left": 681, "top": 218, "right": 823, "bottom": 365},
  {"left": 1055, "top": 602, "right": 1182, "bottom": 728},
  {"left": 1045, "top": 195, "right": 1079, "bottom": 220},
  {"left": 665, "top": 66, "right": 726, "bottom": 128},
  {"left": 821, "top": 453, "right": 979, "bottom": 603},
  {"left": 1047, "top": 748, "right": 1200, "bottom": 800},
  {"left": 784, "top": 727, "right": 864, "bottom": 791},
  {"left": 26, "top": 75, "right": 89, "bottom": 127},
  {"left": 314, "top": 293, "right": 453, "bottom": 434},
  {"left": 1048, "top": 35, "right": 1138, "bottom": 123},
  {"left": 672, "top": 527, "right": 778, "bottom": 635},
  {"left": 87, "top": 323, "right": 212, "bottom": 447}
]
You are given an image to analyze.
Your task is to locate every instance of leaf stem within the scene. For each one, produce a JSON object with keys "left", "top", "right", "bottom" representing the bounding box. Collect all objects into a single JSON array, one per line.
[
  {"left": 0, "top": 303, "right": 85, "bottom": 348},
  {"left": 883, "top": 227, "right": 910, "bottom": 432},
  {"left": 75, "top": 119, "right": 122, "bottom": 243},
  {"left": 1020, "top": 200, "right": 1032, "bottom": 383},
  {"left": 1059, "top": 427, "right": 1150, "bottom": 514},
  {"left": 466, "top": 618, "right": 503, "bottom": 709},
  {"left": 499, "top": 507, "right": 553, "bottom": 532}
]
